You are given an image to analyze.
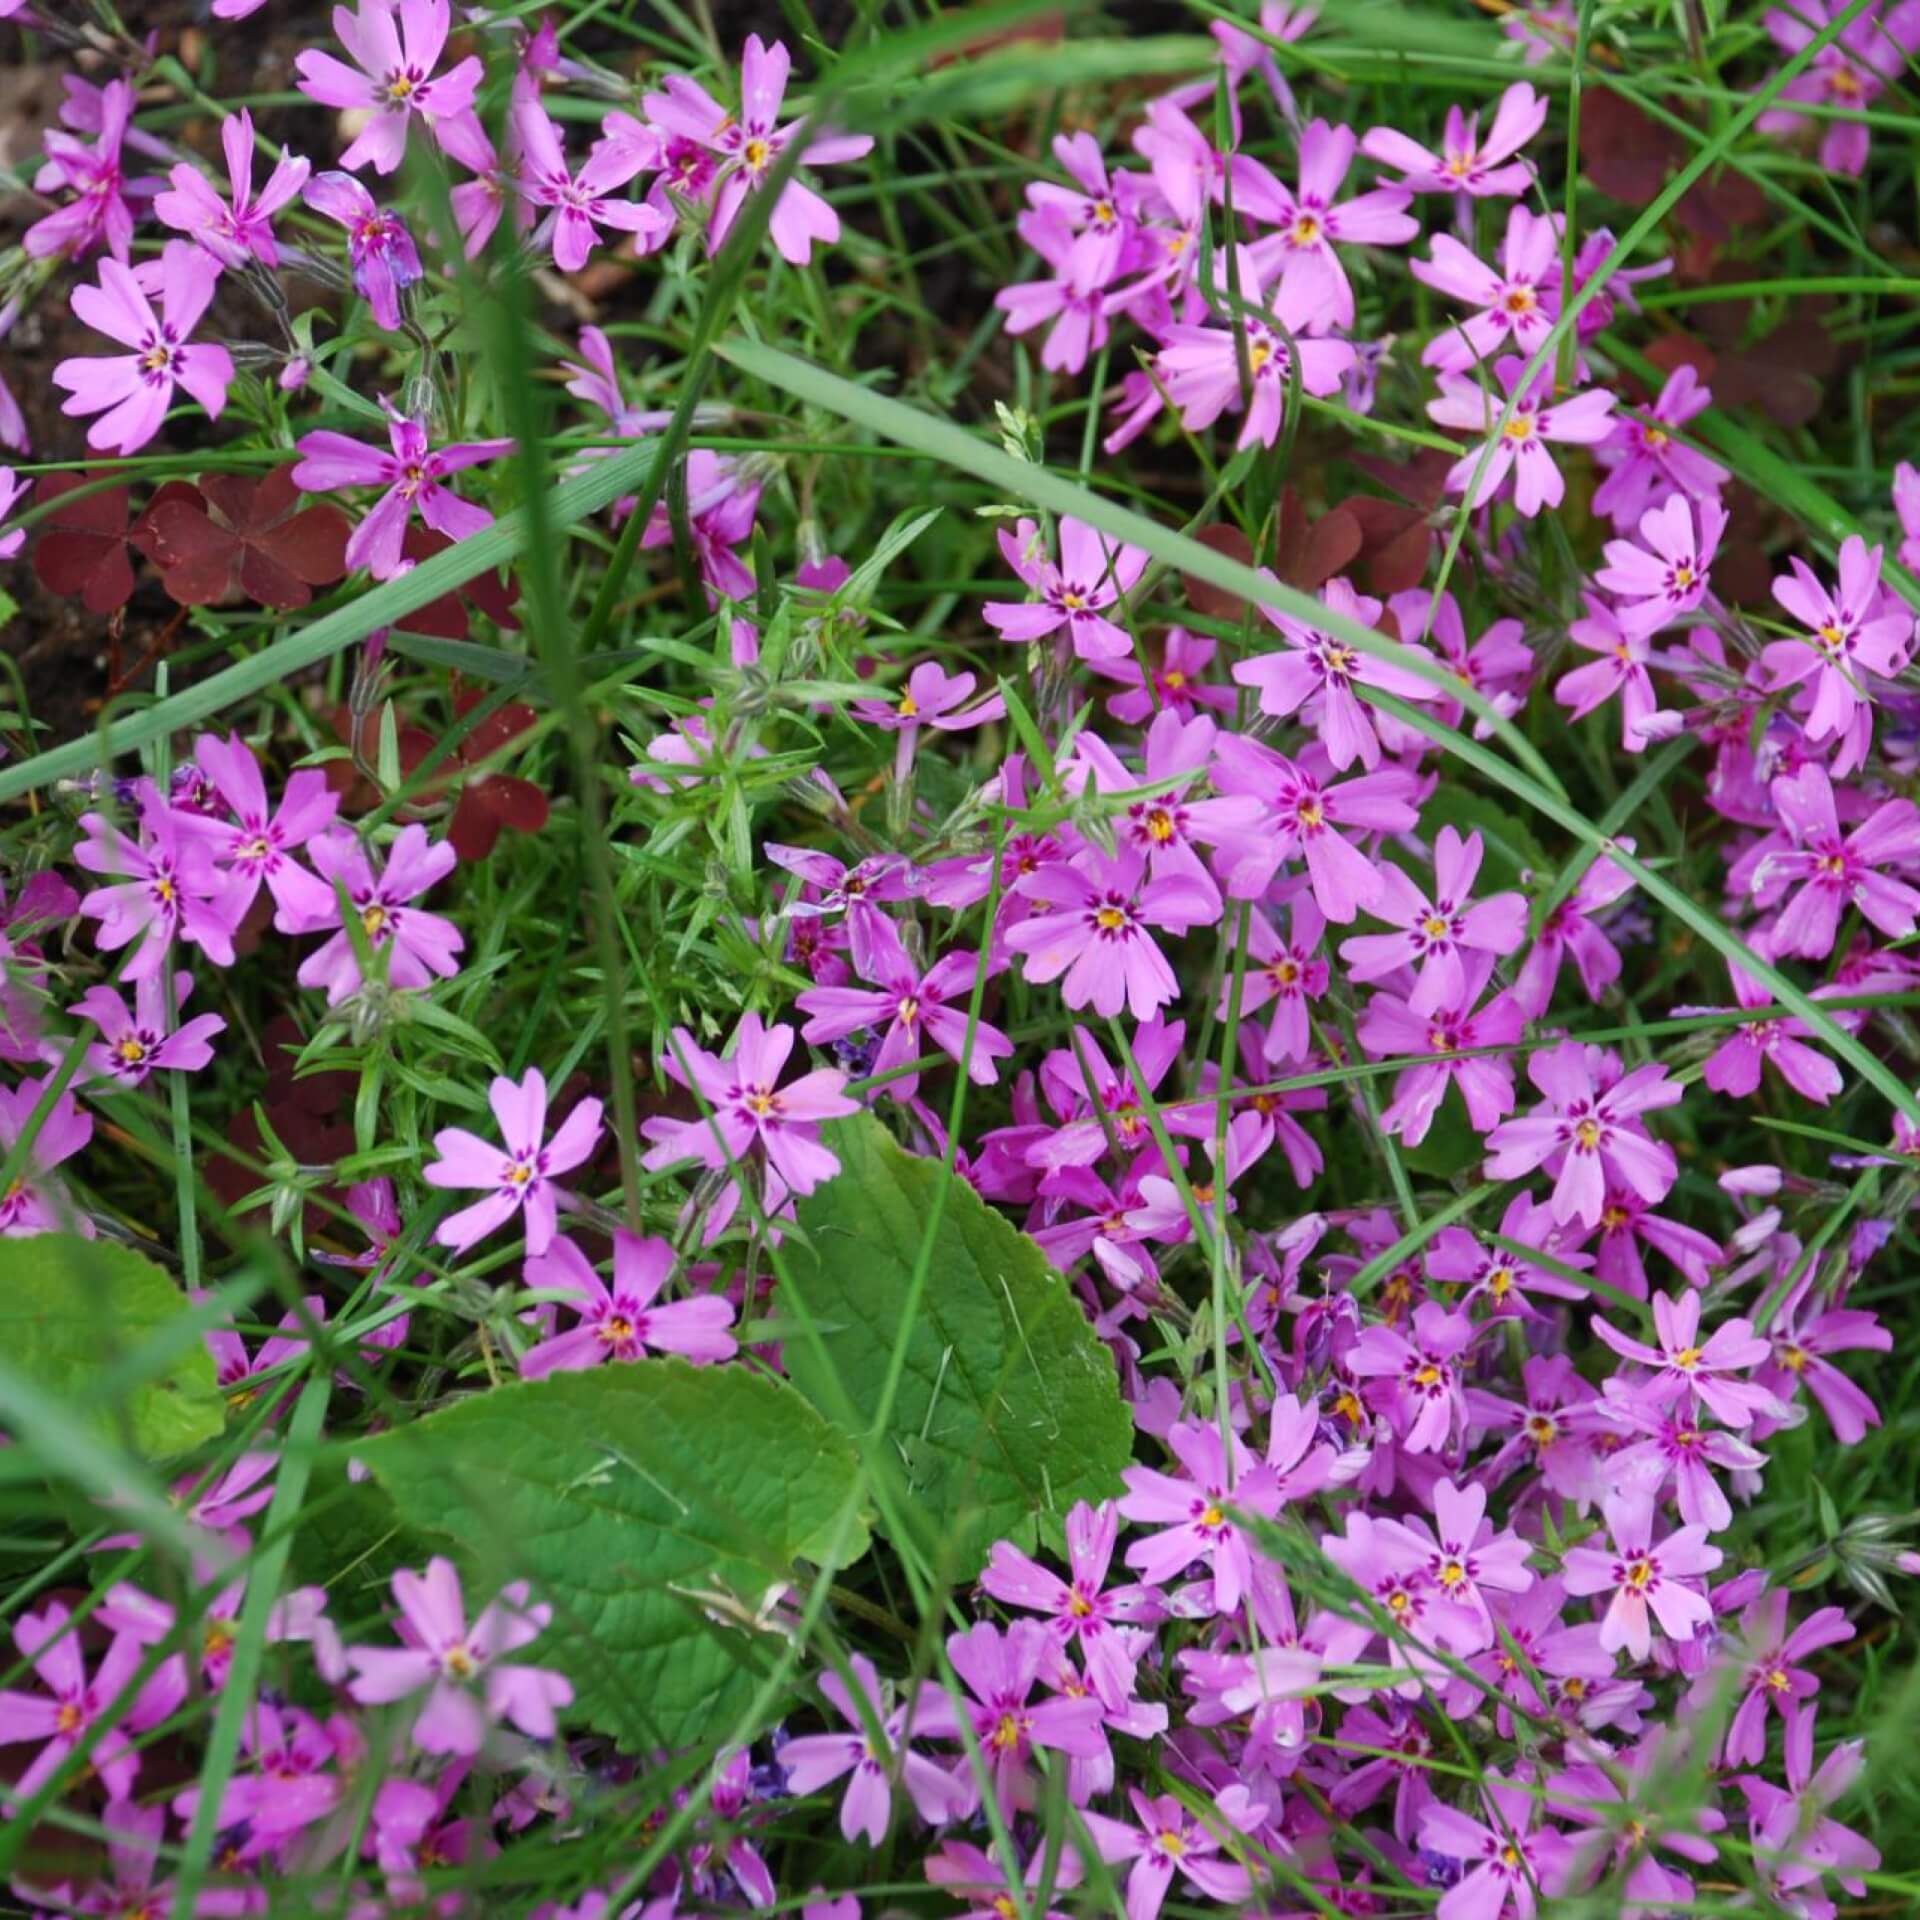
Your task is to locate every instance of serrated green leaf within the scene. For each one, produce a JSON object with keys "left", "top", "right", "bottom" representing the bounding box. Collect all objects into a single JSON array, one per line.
[
  {"left": 2, "top": 1234, "right": 225, "bottom": 1460},
  {"left": 357, "top": 1359, "right": 868, "bottom": 1751},
  {"left": 782, "top": 1114, "right": 1132, "bottom": 1573}
]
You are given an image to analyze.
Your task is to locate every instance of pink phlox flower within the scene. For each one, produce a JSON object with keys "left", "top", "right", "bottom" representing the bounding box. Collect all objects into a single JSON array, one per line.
[
  {"left": 1511, "top": 841, "right": 1636, "bottom": 1018},
  {"left": 1561, "top": 1490, "right": 1721, "bottom": 1658},
  {"left": 1030, "top": 1017, "right": 1184, "bottom": 1170},
  {"left": 1483, "top": 1040, "right": 1681, "bottom": 1228},
  {"left": 1464, "top": 1577, "right": 1604, "bottom": 1733},
  {"left": 1418, "top": 1770, "right": 1574, "bottom": 1920},
  {"left": 1028, "top": 1147, "right": 1170, "bottom": 1299},
  {"left": 1549, "top": 1734, "right": 1723, "bottom": 1915},
  {"left": 641, "top": 449, "right": 760, "bottom": 603},
  {"left": 172, "top": 1701, "right": 355, "bottom": 1853},
  {"left": 778, "top": 1653, "right": 969, "bottom": 1847},
  {"left": 0, "top": 1600, "right": 185, "bottom": 1807},
  {"left": 1376, "top": 1478, "right": 1534, "bottom": 1658},
  {"left": 1568, "top": 224, "right": 1673, "bottom": 348},
  {"left": 1340, "top": 824, "right": 1528, "bottom": 1012},
  {"left": 511, "top": 92, "right": 671, "bottom": 271},
  {"left": 1355, "top": 951, "right": 1524, "bottom": 1148},
  {"left": 764, "top": 843, "right": 916, "bottom": 979},
  {"left": 437, "top": 108, "right": 517, "bottom": 258},
  {"left": 1426, "top": 1194, "right": 1590, "bottom": 1319},
  {"left": 1591, "top": 363, "right": 1729, "bottom": 527},
  {"left": 1023, "top": 130, "right": 1132, "bottom": 289},
  {"left": 562, "top": 326, "right": 676, "bottom": 471},
  {"left": 1363, "top": 82, "right": 1546, "bottom": 197},
  {"left": 519, "top": 1231, "right": 737, "bottom": 1377},
  {"left": 75, "top": 789, "right": 240, "bottom": 981},
  {"left": 153, "top": 108, "right": 311, "bottom": 269},
  {"left": 1555, "top": 593, "right": 1668, "bottom": 751},
  {"left": 1761, "top": 535, "right": 1914, "bottom": 754},
  {"left": 1233, "top": 576, "right": 1437, "bottom": 770},
  {"left": 1234, "top": 118, "right": 1417, "bottom": 330},
  {"left": 302, "top": 171, "right": 425, "bottom": 328},
  {"left": 0, "top": 1077, "right": 95, "bottom": 1237},
  {"left": 1753, "top": 760, "right": 1920, "bottom": 957},
  {"left": 796, "top": 914, "right": 1013, "bottom": 1101},
  {"left": 202, "top": 1294, "right": 320, "bottom": 1430},
  {"left": 1324, "top": 1699, "right": 1438, "bottom": 1839},
  {"left": 1081, "top": 1784, "right": 1268, "bottom": 1920},
  {"left": 71, "top": 971, "right": 226, "bottom": 1088},
  {"left": 1151, "top": 268, "right": 1358, "bottom": 449},
  {"left": 295, "top": 0, "right": 485, "bottom": 175},
  {"left": 0, "top": 466, "right": 30, "bottom": 560},
  {"left": 984, "top": 515, "right": 1150, "bottom": 663},
  {"left": 1692, "top": 960, "right": 1842, "bottom": 1105},
  {"left": 1346, "top": 1300, "right": 1475, "bottom": 1454},
  {"left": 1005, "top": 847, "right": 1216, "bottom": 1021},
  {"left": 1167, "top": 1039, "right": 1326, "bottom": 1191},
  {"left": 53, "top": 241, "right": 234, "bottom": 455},
  {"left": 313, "top": 1176, "right": 421, "bottom": 1358},
  {"left": 1738, "top": 1735, "right": 1880, "bottom": 1905},
  {"left": 343, "top": 1557, "right": 573, "bottom": 1755},
  {"left": 189, "top": 730, "right": 340, "bottom": 929},
  {"left": 851, "top": 660, "right": 1005, "bottom": 785},
  {"left": 1753, "top": 1296, "right": 1890, "bottom": 1445},
  {"left": 1594, "top": 491, "right": 1726, "bottom": 635},
  {"left": 0, "top": 872, "right": 81, "bottom": 1061},
  {"left": 1226, "top": 896, "right": 1328, "bottom": 1065},
  {"left": 1066, "top": 712, "right": 1265, "bottom": 908},
  {"left": 982, "top": 1500, "right": 1163, "bottom": 1711},
  {"left": 1570, "top": 1183, "right": 1722, "bottom": 1300},
  {"left": 1896, "top": 459, "right": 1920, "bottom": 574},
  {"left": 293, "top": 822, "right": 465, "bottom": 1003},
  {"left": 1087, "top": 625, "right": 1235, "bottom": 725},
  {"left": 642, "top": 1011, "right": 857, "bottom": 1200},
  {"left": 1757, "top": 0, "right": 1920, "bottom": 175},
  {"left": 424, "top": 1067, "right": 602, "bottom": 1256},
  {"left": 26, "top": 79, "right": 156, "bottom": 263},
  {"left": 1177, "top": 1641, "right": 1324, "bottom": 1772},
  {"left": 914, "top": 1620, "right": 1106, "bottom": 1817},
  {"left": 1412, "top": 203, "right": 1562, "bottom": 372},
  {"left": 997, "top": 205, "right": 1114, "bottom": 377},
  {"left": 1208, "top": 732, "right": 1423, "bottom": 917},
  {"left": 1394, "top": 588, "right": 1533, "bottom": 739},
  {"left": 1717, "top": 1590, "right": 1853, "bottom": 1771},
  {"left": 641, "top": 35, "right": 874, "bottom": 265},
  {"left": 1596, "top": 1385, "right": 1766, "bottom": 1532},
  {"left": 925, "top": 1838, "right": 1083, "bottom": 1920},
  {"left": 292, "top": 408, "right": 513, "bottom": 581},
  {"left": 1320, "top": 1511, "right": 1453, "bottom": 1690},
  {"left": 1118, "top": 1418, "right": 1280, "bottom": 1615},
  {"left": 1429, "top": 354, "right": 1618, "bottom": 517}
]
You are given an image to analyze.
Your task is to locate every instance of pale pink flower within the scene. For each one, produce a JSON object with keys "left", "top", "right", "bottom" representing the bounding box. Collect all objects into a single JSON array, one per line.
[
  {"left": 293, "top": 411, "right": 512, "bottom": 580},
  {"left": 519, "top": 1232, "right": 736, "bottom": 1377},
  {"left": 72, "top": 972, "right": 225, "bottom": 1088},
  {"left": 343, "top": 1558, "right": 572, "bottom": 1754},
  {"left": 1412, "top": 204, "right": 1561, "bottom": 372},
  {"left": 1761, "top": 535, "right": 1913, "bottom": 750},
  {"left": 1362, "top": 83, "right": 1546, "bottom": 197},
  {"left": 74, "top": 791, "right": 239, "bottom": 982},
  {"left": 153, "top": 109, "right": 310, "bottom": 269},
  {"left": 292, "top": 823, "right": 465, "bottom": 1004},
  {"left": 295, "top": 0, "right": 485, "bottom": 175},
  {"left": 511, "top": 94, "right": 671, "bottom": 271},
  {"left": 0, "top": 1076, "right": 94, "bottom": 1238},
  {"left": 53, "top": 242, "right": 234, "bottom": 455},
  {"left": 1595, "top": 492, "right": 1725, "bottom": 635},
  {"left": 984, "top": 516, "right": 1149, "bottom": 662},
  {"left": 1428, "top": 355, "right": 1617, "bottom": 517},
  {"left": 1561, "top": 1492, "right": 1721, "bottom": 1659},
  {"left": 425, "top": 1068, "right": 603, "bottom": 1256}
]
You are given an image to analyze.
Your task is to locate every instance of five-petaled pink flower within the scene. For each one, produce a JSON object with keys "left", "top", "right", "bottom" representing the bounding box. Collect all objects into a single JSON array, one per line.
[
  {"left": 984, "top": 516, "right": 1150, "bottom": 662},
  {"left": 424, "top": 1067, "right": 604, "bottom": 1255},
  {"left": 295, "top": 0, "right": 484, "bottom": 175},
  {"left": 292, "top": 823, "right": 465, "bottom": 1004},
  {"left": 1363, "top": 82, "right": 1546, "bottom": 198},
  {"left": 1561, "top": 1491, "right": 1721, "bottom": 1659},
  {"left": 53, "top": 241, "right": 234, "bottom": 455},
  {"left": 154, "top": 108, "right": 310, "bottom": 268},
  {"left": 1761, "top": 536, "right": 1913, "bottom": 755},
  {"left": 641, "top": 35, "right": 874, "bottom": 265},
  {"left": 343, "top": 1558, "right": 572, "bottom": 1754},
  {"left": 1755, "top": 760, "right": 1920, "bottom": 958},
  {"left": 293, "top": 410, "right": 513, "bottom": 580},
  {"left": 1429, "top": 355, "right": 1617, "bottom": 518},
  {"left": 519, "top": 1232, "right": 737, "bottom": 1377},
  {"left": 642, "top": 1012, "right": 858, "bottom": 1199},
  {"left": 511, "top": 94, "right": 672, "bottom": 271}
]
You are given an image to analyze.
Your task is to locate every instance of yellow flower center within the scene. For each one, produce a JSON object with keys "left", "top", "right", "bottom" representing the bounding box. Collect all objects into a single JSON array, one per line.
[
  {"left": 1672, "top": 1345, "right": 1701, "bottom": 1369},
  {"left": 1502, "top": 415, "right": 1536, "bottom": 442},
  {"left": 361, "top": 903, "right": 389, "bottom": 938},
  {"left": 1095, "top": 906, "right": 1128, "bottom": 931},
  {"left": 897, "top": 693, "right": 919, "bottom": 717},
  {"left": 1145, "top": 808, "right": 1176, "bottom": 843},
  {"left": 599, "top": 1314, "right": 636, "bottom": 1345},
  {"left": 1573, "top": 1118, "right": 1602, "bottom": 1151},
  {"left": 1199, "top": 1503, "right": 1225, "bottom": 1528},
  {"left": 744, "top": 137, "right": 772, "bottom": 170},
  {"left": 115, "top": 1037, "right": 150, "bottom": 1065}
]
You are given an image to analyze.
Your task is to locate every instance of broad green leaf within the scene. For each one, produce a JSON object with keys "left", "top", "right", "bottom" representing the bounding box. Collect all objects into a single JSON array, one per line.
[
  {"left": 2, "top": 1234, "right": 224, "bottom": 1459},
  {"left": 357, "top": 1360, "right": 868, "bottom": 1752},
  {"left": 782, "top": 1114, "right": 1132, "bottom": 1572}
]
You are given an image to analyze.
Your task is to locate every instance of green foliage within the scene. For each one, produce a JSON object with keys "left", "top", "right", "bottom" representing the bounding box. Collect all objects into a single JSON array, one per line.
[
  {"left": 358, "top": 1359, "right": 868, "bottom": 1751},
  {"left": 1, "top": 1235, "right": 224, "bottom": 1459},
  {"left": 782, "top": 1113, "right": 1133, "bottom": 1572}
]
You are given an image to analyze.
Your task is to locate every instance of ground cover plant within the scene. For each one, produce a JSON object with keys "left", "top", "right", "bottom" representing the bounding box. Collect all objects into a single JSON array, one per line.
[{"left": 3, "top": 0, "right": 1920, "bottom": 1913}]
